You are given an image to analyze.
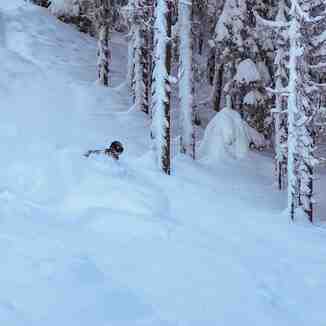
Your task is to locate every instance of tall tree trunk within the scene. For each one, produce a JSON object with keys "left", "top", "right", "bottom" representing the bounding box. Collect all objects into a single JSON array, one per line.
[
  {"left": 211, "top": 62, "right": 223, "bottom": 112},
  {"left": 127, "top": 0, "right": 136, "bottom": 97},
  {"left": 133, "top": 0, "right": 153, "bottom": 114},
  {"left": 179, "top": 0, "right": 195, "bottom": 158},
  {"left": 274, "top": 1, "right": 288, "bottom": 191},
  {"left": 274, "top": 75, "right": 287, "bottom": 191},
  {"left": 141, "top": 0, "right": 154, "bottom": 115},
  {"left": 151, "top": 0, "right": 172, "bottom": 174},
  {"left": 133, "top": 1, "right": 145, "bottom": 111},
  {"left": 287, "top": 16, "right": 300, "bottom": 221},
  {"left": 97, "top": 0, "right": 111, "bottom": 86},
  {"left": 287, "top": 2, "right": 317, "bottom": 223},
  {"left": 127, "top": 33, "right": 136, "bottom": 96},
  {"left": 255, "top": 0, "right": 318, "bottom": 223}
]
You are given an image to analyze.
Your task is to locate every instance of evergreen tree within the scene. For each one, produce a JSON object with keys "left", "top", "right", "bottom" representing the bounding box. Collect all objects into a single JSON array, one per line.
[
  {"left": 257, "top": 0, "right": 325, "bottom": 222},
  {"left": 210, "top": 0, "right": 276, "bottom": 141},
  {"left": 287, "top": 0, "right": 325, "bottom": 222},
  {"left": 212, "top": 0, "right": 247, "bottom": 112}
]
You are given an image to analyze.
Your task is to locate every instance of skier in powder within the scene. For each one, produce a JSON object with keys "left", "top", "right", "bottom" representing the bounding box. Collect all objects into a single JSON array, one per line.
[{"left": 84, "top": 141, "right": 124, "bottom": 161}]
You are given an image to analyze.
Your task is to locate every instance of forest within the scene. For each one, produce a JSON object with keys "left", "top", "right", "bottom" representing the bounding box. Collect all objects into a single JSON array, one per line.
[
  {"left": 1, "top": 0, "right": 326, "bottom": 325},
  {"left": 33, "top": 0, "right": 326, "bottom": 223}
]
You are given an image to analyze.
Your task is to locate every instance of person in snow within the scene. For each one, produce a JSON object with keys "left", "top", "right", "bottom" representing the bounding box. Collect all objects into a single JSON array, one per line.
[{"left": 84, "top": 141, "right": 124, "bottom": 160}]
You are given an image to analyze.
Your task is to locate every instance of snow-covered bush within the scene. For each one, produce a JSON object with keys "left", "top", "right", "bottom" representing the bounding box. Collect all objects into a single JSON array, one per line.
[
  {"left": 199, "top": 107, "right": 249, "bottom": 161},
  {"left": 199, "top": 105, "right": 269, "bottom": 162}
]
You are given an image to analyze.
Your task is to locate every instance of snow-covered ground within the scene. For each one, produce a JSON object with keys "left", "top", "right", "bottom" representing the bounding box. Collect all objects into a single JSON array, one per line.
[{"left": 0, "top": 2, "right": 326, "bottom": 325}]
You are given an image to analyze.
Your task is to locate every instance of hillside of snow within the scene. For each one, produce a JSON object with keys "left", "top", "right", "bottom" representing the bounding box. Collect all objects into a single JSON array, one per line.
[{"left": 0, "top": 2, "right": 326, "bottom": 326}]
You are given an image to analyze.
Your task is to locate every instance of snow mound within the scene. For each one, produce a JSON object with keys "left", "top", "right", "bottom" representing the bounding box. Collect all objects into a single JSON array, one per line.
[{"left": 199, "top": 107, "right": 249, "bottom": 161}]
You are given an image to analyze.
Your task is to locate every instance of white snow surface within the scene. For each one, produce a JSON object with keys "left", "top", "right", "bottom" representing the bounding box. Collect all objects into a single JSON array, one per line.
[{"left": 0, "top": 2, "right": 326, "bottom": 326}]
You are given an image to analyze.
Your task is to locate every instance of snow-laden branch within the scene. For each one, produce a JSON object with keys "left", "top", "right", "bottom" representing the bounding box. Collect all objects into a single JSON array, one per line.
[
  {"left": 310, "top": 81, "right": 326, "bottom": 90},
  {"left": 254, "top": 11, "right": 290, "bottom": 29},
  {"left": 309, "top": 62, "right": 326, "bottom": 70},
  {"left": 178, "top": 0, "right": 192, "bottom": 5},
  {"left": 291, "top": 0, "right": 326, "bottom": 23},
  {"left": 266, "top": 86, "right": 290, "bottom": 96}
]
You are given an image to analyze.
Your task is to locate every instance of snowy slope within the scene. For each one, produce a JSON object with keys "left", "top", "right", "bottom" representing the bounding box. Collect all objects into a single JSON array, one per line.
[{"left": 0, "top": 2, "right": 326, "bottom": 326}]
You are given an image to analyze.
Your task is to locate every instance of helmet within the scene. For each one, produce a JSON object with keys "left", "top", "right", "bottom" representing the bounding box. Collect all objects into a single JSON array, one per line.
[{"left": 110, "top": 141, "right": 124, "bottom": 155}]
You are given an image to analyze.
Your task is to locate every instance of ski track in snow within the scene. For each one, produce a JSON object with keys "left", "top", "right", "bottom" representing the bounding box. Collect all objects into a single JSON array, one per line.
[{"left": 0, "top": 2, "right": 326, "bottom": 326}]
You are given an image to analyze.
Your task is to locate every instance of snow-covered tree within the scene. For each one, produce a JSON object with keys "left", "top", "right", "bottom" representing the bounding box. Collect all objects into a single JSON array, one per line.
[
  {"left": 273, "top": 0, "right": 289, "bottom": 190},
  {"left": 131, "top": 0, "right": 154, "bottom": 114},
  {"left": 206, "top": 0, "right": 278, "bottom": 146},
  {"left": 211, "top": 0, "right": 270, "bottom": 116},
  {"left": 141, "top": 0, "right": 154, "bottom": 115},
  {"left": 211, "top": 0, "right": 247, "bottom": 112},
  {"left": 306, "top": 0, "right": 326, "bottom": 143},
  {"left": 230, "top": 58, "right": 268, "bottom": 135},
  {"left": 287, "top": 1, "right": 326, "bottom": 222},
  {"left": 50, "top": 0, "right": 126, "bottom": 35},
  {"left": 193, "top": 0, "right": 208, "bottom": 55},
  {"left": 96, "top": 0, "right": 114, "bottom": 86},
  {"left": 179, "top": 0, "right": 195, "bottom": 158},
  {"left": 257, "top": 0, "right": 325, "bottom": 222},
  {"left": 151, "top": 0, "right": 173, "bottom": 174},
  {"left": 49, "top": 0, "right": 96, "bottom": 35},
  {"left": 126, "top": 0, "right": 136, "bottom": 97}
]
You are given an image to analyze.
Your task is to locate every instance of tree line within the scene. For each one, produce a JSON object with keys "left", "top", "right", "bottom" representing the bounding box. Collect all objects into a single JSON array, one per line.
[{"left": 30, "top": 0, "right": 326, "bottom": 223}]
